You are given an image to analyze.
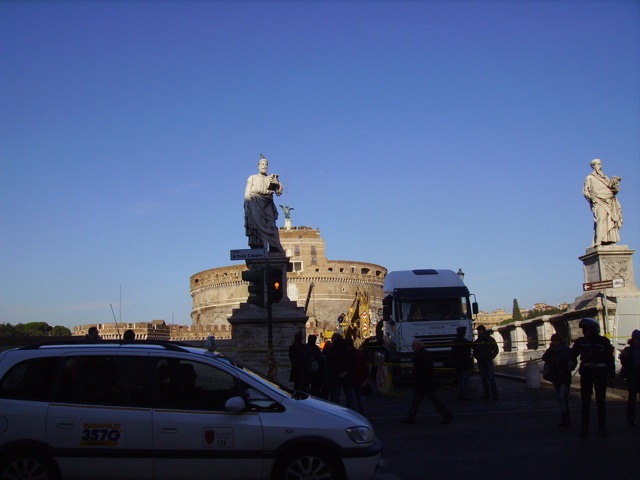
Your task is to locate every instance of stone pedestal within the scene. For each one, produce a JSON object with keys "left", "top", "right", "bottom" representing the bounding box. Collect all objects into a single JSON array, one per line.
[
  {"left": 571, "top": 244, "right": 639, "bottom": 311},
  {"left": 228, "top": 252, "right": 308, "bottom": 381}
]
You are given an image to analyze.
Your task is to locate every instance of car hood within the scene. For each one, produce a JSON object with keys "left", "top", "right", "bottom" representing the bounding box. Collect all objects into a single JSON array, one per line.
[{"left": 285, "top": 395, "right": 372, "bottom": 426}]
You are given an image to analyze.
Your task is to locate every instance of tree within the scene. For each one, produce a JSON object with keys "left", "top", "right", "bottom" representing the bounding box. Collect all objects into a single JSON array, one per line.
[
  {"left": 525, "top": 306, "right": 566, "bottom": 319},
  {"left": 512, "top": 299, "right": 523, "bottom": 321},
  {"left": 51, "top": 325, "right": 72, "bottom": 336},
  {"left": 0, "top": 323, "right": 17, "bottom": 336},
  {"left": 15, "top": 322, "right": 52, "bottom": 336}
]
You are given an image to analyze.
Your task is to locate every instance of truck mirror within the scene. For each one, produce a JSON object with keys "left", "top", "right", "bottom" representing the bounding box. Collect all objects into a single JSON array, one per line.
[
  {"left": 383, "top": 304, "right": 391, "bottom": 323},
  {"left": 472, "top": 302, "right": 479, "bottom": 315},
  {"left": 382, "top": 295, "right": 392, "bottom": 323}
]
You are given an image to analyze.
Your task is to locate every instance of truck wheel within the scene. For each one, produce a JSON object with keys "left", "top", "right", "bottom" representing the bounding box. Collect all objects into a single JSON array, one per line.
[
  {"left": 0, "top": 450, "right": 60, "bottom": 480},
  {"left": 273, "top": 447, "right": 344, "bottom": 480}
]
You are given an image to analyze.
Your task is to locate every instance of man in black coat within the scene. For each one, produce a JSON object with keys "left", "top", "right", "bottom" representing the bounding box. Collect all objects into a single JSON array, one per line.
[
  {"left": 403, "top": 339, "right": 454, "bottom": 425},
  {"left": 473, "top": 325, "right": 499, "bottom": 400},
  {"left": 570, "top": 317, "right": 615, "bottom": 437},
  {"left": 452, "top": 326, "right": 473, "bottom": 400}
]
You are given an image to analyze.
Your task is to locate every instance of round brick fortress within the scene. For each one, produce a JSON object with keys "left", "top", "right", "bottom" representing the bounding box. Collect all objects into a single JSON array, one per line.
[{"left": 190, "top": 226, "right": 387, "bottom": 337}]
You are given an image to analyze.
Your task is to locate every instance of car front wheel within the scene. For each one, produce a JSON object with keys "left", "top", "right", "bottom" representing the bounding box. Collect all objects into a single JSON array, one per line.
[
  {"left": 273, "top": 447, "right": 344, "bottom": 480},
  {"left": 0, "top": 450, "right": 60, "bottom": 480}
]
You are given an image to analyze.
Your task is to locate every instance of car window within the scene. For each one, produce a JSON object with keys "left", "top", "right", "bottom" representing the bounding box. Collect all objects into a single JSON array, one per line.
[
  {"left": 155, "top": 357, "right": 240, "bottom": 410},
  {"left": 0, "top": 356, "right": 58, "bottom": 401},
  {"left": 60, "top": 355, "right": 149, "bottom": 407},
  {"left": 244, "top": 386, "right": 282, "bottom": 412},
  {"left": 154, "top": 357, "right": 280, "bottom": 412}
]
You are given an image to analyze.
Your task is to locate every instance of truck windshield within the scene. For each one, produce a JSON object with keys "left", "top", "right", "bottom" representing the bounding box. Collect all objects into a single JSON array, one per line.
[{"left": 398, "top": 297, "right": 469, "bottom": 322}]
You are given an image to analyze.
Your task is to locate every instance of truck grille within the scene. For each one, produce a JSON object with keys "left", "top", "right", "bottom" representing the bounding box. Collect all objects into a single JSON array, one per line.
[{"left": 415, "top": 334, "right": 456, "bottom": 349}]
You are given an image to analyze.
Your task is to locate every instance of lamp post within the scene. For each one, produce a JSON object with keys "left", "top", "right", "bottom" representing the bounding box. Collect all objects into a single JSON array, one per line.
[{"left": 457, "top": 268, "right": 465, "bottom": 282}]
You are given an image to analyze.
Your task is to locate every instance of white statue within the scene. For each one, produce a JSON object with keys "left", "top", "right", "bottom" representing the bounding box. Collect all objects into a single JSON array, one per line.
[
  {"left": 244, "top": 154, "right": 284, "bottom": 252},
  {"left": 583, "top": 158, "right": 623, "bottom": 246}
]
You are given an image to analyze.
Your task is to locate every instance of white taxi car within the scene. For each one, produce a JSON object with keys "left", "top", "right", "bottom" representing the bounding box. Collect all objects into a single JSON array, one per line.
[{"left": 0, "top": 341, "right": 381, "bottom": 480}]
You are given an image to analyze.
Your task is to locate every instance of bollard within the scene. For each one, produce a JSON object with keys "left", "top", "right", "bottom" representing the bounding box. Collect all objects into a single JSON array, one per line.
[{"left": 525, "top": 360, "right": 541, "bottom": 388}]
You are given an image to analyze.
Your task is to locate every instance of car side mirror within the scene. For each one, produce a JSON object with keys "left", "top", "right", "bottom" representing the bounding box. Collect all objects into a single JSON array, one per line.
[{"left": 225, "top": 396, "right": 246, "bottom": 413}]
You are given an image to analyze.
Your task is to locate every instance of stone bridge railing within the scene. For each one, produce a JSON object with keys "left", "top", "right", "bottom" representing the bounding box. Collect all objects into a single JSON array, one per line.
[{"left": 487, "top": 306, "right": 604, "bottom": 368}]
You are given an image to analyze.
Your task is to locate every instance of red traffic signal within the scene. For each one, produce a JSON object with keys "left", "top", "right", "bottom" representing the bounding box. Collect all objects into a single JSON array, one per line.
[{"left": 270, "top": 268, "right": 284, "bottom": 303}]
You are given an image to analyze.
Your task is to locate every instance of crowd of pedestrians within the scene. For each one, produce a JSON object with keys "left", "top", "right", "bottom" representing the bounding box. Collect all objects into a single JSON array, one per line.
[
  {"left": 288, "top": 317, "right": 639, "bottom": 439},
  {"left": 288, "top": 331, "right": 369, "bottom": 414}
]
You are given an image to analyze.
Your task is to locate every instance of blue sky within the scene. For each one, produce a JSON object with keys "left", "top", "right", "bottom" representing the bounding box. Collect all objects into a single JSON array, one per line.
[{"left": 1, "top": 0, "right": 639, "bottom": 330}]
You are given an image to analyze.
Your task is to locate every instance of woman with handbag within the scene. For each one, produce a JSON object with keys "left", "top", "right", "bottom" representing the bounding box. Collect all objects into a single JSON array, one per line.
[{"left": 542, "top": 333, "right": 575, "bottom": 427}]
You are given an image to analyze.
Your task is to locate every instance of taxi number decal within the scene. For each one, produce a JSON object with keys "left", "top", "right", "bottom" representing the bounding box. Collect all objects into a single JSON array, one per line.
[
  {"left": 203, "top": 427, "right": 234, "bottom": 448},
  {"left": 80, "top": 422, "right": 124, "bottom": 447}
]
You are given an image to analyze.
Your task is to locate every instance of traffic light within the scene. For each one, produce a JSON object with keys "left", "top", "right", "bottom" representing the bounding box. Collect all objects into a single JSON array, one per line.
[
  {"left": 270, "top": 268, "right": 284, "bottom": 303},
  {"left": 242, "top": 268, "right": 265, "bottom": 307}
]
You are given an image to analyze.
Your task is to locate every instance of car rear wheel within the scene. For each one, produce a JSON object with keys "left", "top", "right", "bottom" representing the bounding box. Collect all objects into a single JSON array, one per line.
[
  {"left": 0, "top": 450, "right": 60, "bottom": 480},
  {"left": 274, "top": 447, "right": 344, "bottom": 480}
]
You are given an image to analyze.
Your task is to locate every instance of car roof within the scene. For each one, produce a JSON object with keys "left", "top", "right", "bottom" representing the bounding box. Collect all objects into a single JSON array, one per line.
[{"left": 4, "top": 340, "right": 242, "bottom": 366}]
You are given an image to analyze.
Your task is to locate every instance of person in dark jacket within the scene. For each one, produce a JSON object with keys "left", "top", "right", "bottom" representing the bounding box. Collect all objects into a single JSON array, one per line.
[
  {"left": 542, "top": 333, "right": 576, "bottom": 427},
  {"left": 347, "top": 338, "right": 368, "bottom": 414},
  {"left": 298, "top": 335, "right": 324, "bottom": 395},
  {"left": 452, "top": 326, "right": 473, "bottom": 400},
  {"left": 570, "top": 317, "right": 615, "bottom": 437},
  {"left": 403, "top": 339, "right": 454, "bottom": 425},
  {"left": 619, "top": 329, "right": 640, "bottom": 426},
  {"left": 473, "top": 325, "right": 499, "bottom": 400},
  {"left": 318, "top": 340, "right": 333, "bottom": 399},
  {"left": 328, "top": 333, "right": 356, "bottom": 409}
]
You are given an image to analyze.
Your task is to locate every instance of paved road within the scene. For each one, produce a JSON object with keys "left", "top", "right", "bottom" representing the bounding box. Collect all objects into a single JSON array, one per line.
[{"left": 356, "top": 369, "right": 637, "bottom": 480}]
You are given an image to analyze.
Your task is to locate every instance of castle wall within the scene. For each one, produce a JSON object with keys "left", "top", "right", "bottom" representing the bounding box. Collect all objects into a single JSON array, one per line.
[{"left": 190, "top": 227, "right": 387, "bottom": 337}]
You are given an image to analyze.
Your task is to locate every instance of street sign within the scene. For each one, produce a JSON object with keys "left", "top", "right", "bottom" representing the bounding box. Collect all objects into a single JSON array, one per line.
[
  {"left": 230, "top": 248, "right": 265, "bottom": 261},
  {"left": 583, "top": 280, "right": 613, "bottom": 291},
  {"left": 582, "top": 278, "right": 625, "bottom": 291}
]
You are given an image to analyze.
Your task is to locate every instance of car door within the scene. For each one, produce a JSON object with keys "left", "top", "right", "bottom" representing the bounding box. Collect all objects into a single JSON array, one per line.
[
  {"left": 47, "top": 354, "right": 153, "bottom": 480},
  {"left": 151, "top": 356, "right": 265, "bottom": 480}
]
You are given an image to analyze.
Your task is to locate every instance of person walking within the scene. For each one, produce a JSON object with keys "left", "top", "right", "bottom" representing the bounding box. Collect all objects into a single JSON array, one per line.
[
  {"left": 542, "top": 333, "right": 576, "bottom": 427},
  {"left": 473, "top": 325, "right": 499, "bottom": 400},
  {"left": 452, "top": 326, "right": 473, "bottom": 400},
  {"left": 403, "top": 339, "right": 454, "bottom": 425},
  {"left": 619, "top": 329, "right": 640, "bottom": 426},
  {"left": 570, "top": 317, "right": 616, "bottom": 437}
]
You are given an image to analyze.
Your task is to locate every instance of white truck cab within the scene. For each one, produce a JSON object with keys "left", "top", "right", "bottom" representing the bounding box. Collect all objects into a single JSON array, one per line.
[{"left": 375, "top": 269, "right": 478, "bottom": 382}]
